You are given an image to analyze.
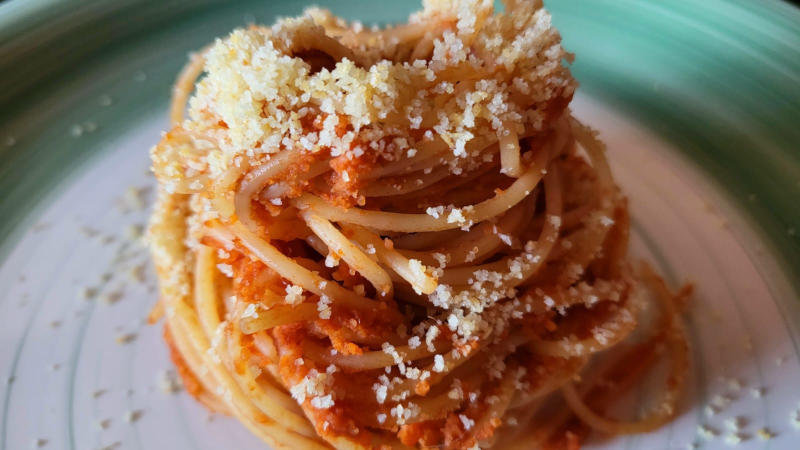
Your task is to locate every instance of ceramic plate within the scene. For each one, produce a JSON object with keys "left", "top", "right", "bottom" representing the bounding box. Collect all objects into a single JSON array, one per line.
[{"left": 1, "top": 1, "right": 799, "bottom": 449}]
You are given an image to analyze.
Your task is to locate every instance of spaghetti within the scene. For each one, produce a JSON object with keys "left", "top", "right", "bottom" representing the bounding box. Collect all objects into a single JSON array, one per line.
[{"left": 148, "top": 0, "right": 691, "bottom": 448}]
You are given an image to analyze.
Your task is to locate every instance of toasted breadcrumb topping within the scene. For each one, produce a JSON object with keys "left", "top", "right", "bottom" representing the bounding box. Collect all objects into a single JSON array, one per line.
[{"left": 151, "top": 0, "right": 574, "bottom": 205}]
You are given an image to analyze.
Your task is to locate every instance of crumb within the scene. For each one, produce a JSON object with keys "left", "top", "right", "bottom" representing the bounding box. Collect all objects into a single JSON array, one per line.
[
  {"left": 123, "top": 186, "right": 148, "bottom": 211},
  {"left": 128, "top": 264, "right": 145, "bottom": 282},
  {"left": 115, "top": 333, "right": 137, "bottom": 344},
  {"left": 157, "top": 370, "right": 182, "bottom": 393},
  {"left": 102, "top": 290, "right": 123, "bottom": 305},
  {"left": 123, "top": 409, "right": 143, "bottom": 423},
  {"left": 697, "top": 424, "right": 718, "bottom": 439},
  {"left": 79, "top": 286, "right": 98, "bottom": 300},
  {"left": 710, "top": 394, "right": 732, "bottom": 411},
  {"left": 126, "top": 224, "right": 144, "bottom": 240},
  {"left": 724, "top": 432, "right": 746, "bottom": 445},
  {"left": 756, "top": 427, "right": 775, "bottom": 440},
  {"left": 724, "top": 416, "right": 746, "bottom": 430}
]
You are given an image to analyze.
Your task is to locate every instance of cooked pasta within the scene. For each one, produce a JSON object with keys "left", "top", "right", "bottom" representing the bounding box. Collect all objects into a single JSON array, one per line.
[{"left": 148, "top": 1, "right": 691, "bottom": 448}]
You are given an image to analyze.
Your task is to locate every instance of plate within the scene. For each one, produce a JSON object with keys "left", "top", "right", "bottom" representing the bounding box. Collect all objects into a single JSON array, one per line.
[{"left": 1, "top": 1, "right": 799, "bottom": 449}]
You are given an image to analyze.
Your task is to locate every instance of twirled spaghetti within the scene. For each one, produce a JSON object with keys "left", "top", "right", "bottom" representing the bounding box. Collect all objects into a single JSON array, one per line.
[{"left": 148, "top": 1, "right": 691, "bottom": 448}]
